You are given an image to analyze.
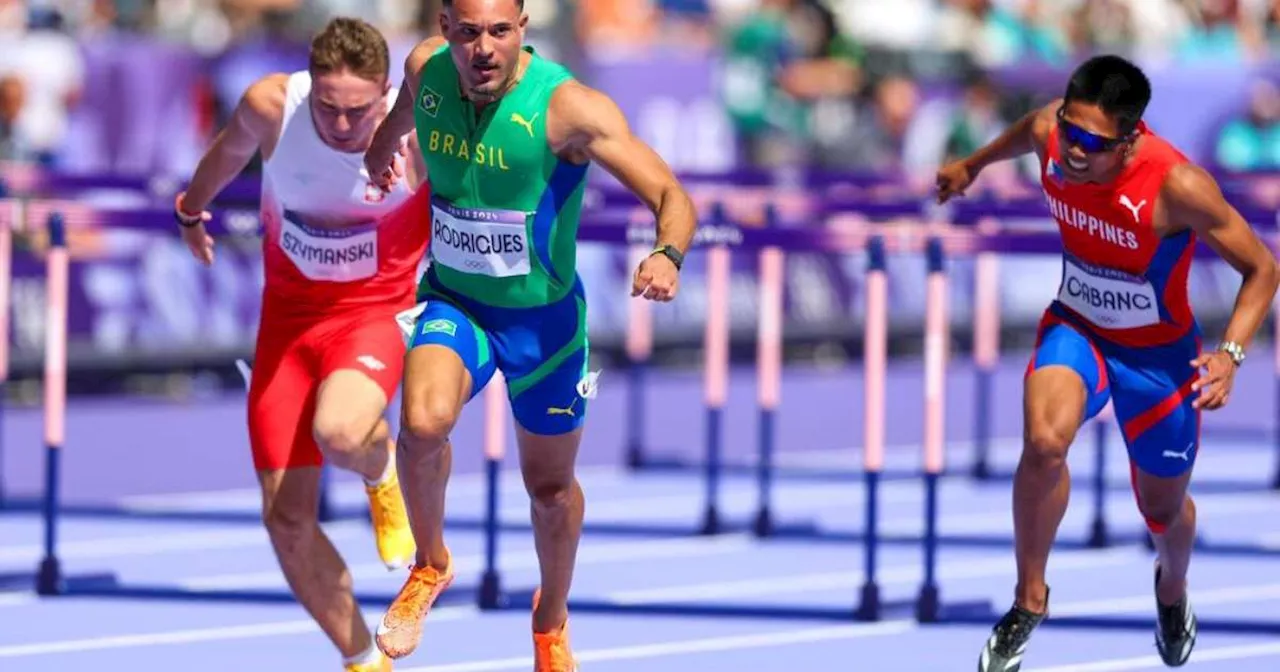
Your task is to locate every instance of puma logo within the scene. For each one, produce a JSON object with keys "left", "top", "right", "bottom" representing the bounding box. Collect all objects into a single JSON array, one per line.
[
  {"left": 1161, "top": 442, "right": 1194, "bottom": 461},
  {"left": 546, "top": 398, "right": 578, "bottom": 417},
  {"left": 510, "top": 112, "right": 538, "bottom": 137},
  {"left": 1119, "top": 194, "right": 1147, "bottom": 223}
]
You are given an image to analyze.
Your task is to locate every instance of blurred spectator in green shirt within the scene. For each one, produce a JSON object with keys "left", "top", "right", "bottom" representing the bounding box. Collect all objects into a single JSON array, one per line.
[{"left": 719, "top": 0, "right": 862, "bottom": 167}]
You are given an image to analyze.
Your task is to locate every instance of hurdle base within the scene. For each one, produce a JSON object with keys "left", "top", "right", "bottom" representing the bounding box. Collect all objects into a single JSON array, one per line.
[
  {"left": 36, "top": 557, "right": 63, "bottom": 596},
  {"left": 916, "top": 584, "right": 940, "bottom": 623},
  {"left": 1035, "top": 615, "right": 1280, "bottom": 637},
  {"left": 854, "top": 593, "right": 994, "bottom": 624},
  {"left": 2, "top": 564, "right": 119, "bottom": 597},
  {"left": 498, "top": 588, "right": 995, "bottom": 625},
  {"left": 478, "top": 570, "right": 505, "bottom": 611},
  {"left": 750, "top": 507, "right": 819, "bottom": 538},
  {"left": 855, "top": 581, "right": 880, "bottom": 621},
  {"left": 1087, "top": 518, "right": 1110, "bottom": 549},
  {"left": 762, "top": 527, "right": 1151, "bottom": 551},
  {"left": 699, "top": 506, "right": 722, "bottom": 536}
]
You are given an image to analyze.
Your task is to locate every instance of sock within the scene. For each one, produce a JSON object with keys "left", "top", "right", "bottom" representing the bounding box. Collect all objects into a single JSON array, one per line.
[
  {"left": 364, "top": 442, "right": 395, "bottom": 488},
  {"left": 344, "top": 642, "right": 383, "bottom": 667}
]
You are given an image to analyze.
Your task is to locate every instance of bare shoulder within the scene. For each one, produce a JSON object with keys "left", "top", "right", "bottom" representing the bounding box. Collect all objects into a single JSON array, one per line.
[
  {"left": 1160, "top": 162, "right": 1226, "bottom": 215},
  {"left": 1029, "top": 98, "right": 1062, "bottom": 155},
  {"left": 406, "top": 36, "right": 448, "bottom": 78},
  {"left": 240, "top": 73, "right": 289, "bottom": 125},
  {"left": 1163, "top": 161, "right": 1218, "bottom": 197},
  {"left": 548, "top": 81, "right": 623, "bottom": 136}
]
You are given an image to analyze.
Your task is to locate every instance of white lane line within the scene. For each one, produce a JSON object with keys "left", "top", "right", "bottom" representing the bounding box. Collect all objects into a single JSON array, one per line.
[
  {"left": 407, "top": 580, "right": 1280, "bottom": 672},
  {"left": 403, "top": 621, "right": 918, "bottom": 672},
  {"left": 179, "top": 534, "right": 754, "bottom": 591},
  {"left": 1029, "top": 641, "right": 1280, "bottom": 671},
  {"left": 0, "top": 545, "right": 1156, "bottom": 658}
]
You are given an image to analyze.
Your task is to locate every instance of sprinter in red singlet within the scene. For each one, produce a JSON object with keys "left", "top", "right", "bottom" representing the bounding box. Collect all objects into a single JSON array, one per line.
[
  {"left": 171, "top": 18, "right": 429, "bottom": 672},
  {"left": 937, "top": 55, "right": 1280, "bottom": 671}
]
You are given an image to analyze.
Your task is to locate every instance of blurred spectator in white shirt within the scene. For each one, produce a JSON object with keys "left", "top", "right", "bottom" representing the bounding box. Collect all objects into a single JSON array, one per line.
[{"left": 0, "top": 6, "right": 85, "bottom": 166}]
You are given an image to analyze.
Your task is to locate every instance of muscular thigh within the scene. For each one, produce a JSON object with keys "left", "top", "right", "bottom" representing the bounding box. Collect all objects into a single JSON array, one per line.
[
  {"left": 1106, "top": 333, "right": 1202, "bottom": 479},
  {"left": 248, "top": 317, "right": 322, "bottom": 470},
  {"left": 403, "top": 298, "right": 491, "bottom": 428},
  {"left": 313, "top": 309, "right": 407, "bottom": 436},
  {"left": 488, "top": 281, "right": 591, "bottom": 437},
  {"left": 1025, "top": 311, "right": 1111, "bottom": 442}
]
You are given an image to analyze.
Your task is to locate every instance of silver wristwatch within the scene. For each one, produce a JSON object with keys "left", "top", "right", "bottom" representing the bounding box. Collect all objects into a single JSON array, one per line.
[{"left": 1218, "top": 341, "right": 1246, "bottom": 366}]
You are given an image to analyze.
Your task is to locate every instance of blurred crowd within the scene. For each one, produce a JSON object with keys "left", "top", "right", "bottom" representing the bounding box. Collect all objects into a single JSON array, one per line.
[
  {"left": 0, "top": 0, "right": 1277, "bottom": 178},
  {"left": 715, "top": 0, "right": 1279, "bottom": 177}
]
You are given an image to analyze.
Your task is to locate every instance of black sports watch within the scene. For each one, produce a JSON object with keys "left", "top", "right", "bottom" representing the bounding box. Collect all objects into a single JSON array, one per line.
[{"left": 651, "top": 244, "right": 684, "bottom": 271}]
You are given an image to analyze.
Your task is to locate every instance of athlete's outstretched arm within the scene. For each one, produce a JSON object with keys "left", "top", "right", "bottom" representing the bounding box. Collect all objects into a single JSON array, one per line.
[
  {"left": 549, "top": 82, "right": 696, "bottom": 300},
  {"left": 1167, "top": 163, "right": 1280, "bottom": 409},
  {"left": 182, "top": 75, "right": 284, "bottom": 214},
  {"left": 177, "top": 74, "right": 285, "bottom": 264},
  {"left": 366, "top": 37, "right": 445, "bottom": 189},
  {"left": 936, "top": 99, "right": 1059, "bottom": 203}
]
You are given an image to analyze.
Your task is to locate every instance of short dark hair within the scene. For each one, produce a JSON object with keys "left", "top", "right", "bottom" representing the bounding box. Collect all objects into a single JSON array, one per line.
[
  {"left": 309, "top": 17, "right": 389, "bottom": 83},
  {"left": 1063, "top": 55, "right": 1152, "bottom": 135},
  {"left": 442, "top": 0, "right": 525, "bottom": 8}
]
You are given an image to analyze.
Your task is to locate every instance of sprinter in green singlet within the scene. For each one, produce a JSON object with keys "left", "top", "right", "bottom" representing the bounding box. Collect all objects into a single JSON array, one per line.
[{"left": 361, "top": 1, "right": 698, "bottom": 668}]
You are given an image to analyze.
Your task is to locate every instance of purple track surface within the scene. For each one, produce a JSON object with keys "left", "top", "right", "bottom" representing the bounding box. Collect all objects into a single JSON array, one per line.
[{"left": 3, "top": 356, "right": 1280, "bottom": 671}]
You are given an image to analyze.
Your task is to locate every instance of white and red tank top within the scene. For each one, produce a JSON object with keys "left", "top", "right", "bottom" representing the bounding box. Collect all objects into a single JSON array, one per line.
[{"left": 259, "top": 71, "right": 429, "bottom": 316}]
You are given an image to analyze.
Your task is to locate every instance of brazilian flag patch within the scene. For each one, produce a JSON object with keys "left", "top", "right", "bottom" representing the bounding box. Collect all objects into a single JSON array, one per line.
[
  {"left": 420, "top": 318, "right": 457, "bottom": 337},
  {"left": 419, "top": 86, "right": 441, "bottom": 118}
]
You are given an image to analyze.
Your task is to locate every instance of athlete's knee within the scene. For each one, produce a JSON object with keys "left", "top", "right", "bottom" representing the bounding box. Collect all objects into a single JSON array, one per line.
[
  {"left": 262, "top": 492, "right": 318, "bottom": 546},
  {"left": 312, "top": 414, "right": 373, "bottom": 460},
  {"left": 400, "top": 397, "right": 459, "bottom": 452},
  {"left": 524, "top": 478, "right": 576, "bottom": 512},
  {"left": 519, "top": 432, "right": 580, "bottom": 511},
  {"left": 523, "top": 458, "right": 575, "bottom": 503},
  {"left": 1023, "top": 418, "right": 1075, "bottom": 470},
  {"left": 525, "top": 472, "right": 577, "bottom": 512},
  {"left": 1139, "top": 487, "right": 1194, "bottom": 534}
]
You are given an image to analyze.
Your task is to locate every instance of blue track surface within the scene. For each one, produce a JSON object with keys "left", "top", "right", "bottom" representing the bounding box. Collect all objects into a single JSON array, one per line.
[{"left": 3, "top": 363, "right": 1280, "bottom": 670}]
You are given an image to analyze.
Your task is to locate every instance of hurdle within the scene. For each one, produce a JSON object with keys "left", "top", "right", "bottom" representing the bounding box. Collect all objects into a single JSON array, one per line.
[
  {"left": 621, "top": 190, "right": 1280, "bottom": 504},
  {"left": 0, "top": 196, "right": 365, "bottom": 526},
  {"left": 469, "top": 217, "right": 995, "bottom": 623},
  {"left": 733, "top": 210, "right": 1153, "bottom": 556},
  {"left": 477, "top": 373, "right": 509, "bottom": 610},
  {"left": 0, "top": 191, "right": 11, "bottom": 510},
  {"left": 608, "top": 195, "right": 1135, "bottom": 551},
  {"left": 0, "top": 206, "right": 487, "bottom": 607},
  {"left": 36, "top": 213, "right": 74, "bottom": 593},
  {"left": 0, "top": 213, "right": 116, "bottom": 594}
]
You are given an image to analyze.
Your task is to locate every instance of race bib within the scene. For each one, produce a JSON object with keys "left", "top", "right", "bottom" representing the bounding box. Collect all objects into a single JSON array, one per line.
[
  {"left": 1058, "top": 257, "right": 1160, "bottom": 329},
  {"left": 430, "top": 197, "right": 530, "bottom": 278},
  {"left": 280, "top": 214, "right": 378, "bottom": 282}
]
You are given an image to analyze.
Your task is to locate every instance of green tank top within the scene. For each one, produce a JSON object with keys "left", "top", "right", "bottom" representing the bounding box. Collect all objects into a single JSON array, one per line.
[{"left": 413, "top": 46, "right": 588, "bottom": 308}]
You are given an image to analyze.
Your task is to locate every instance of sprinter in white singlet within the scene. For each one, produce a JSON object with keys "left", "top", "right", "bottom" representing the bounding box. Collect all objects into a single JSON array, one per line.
[{"left": 170, "top": 18, "right": 431, "bottom": 672}]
